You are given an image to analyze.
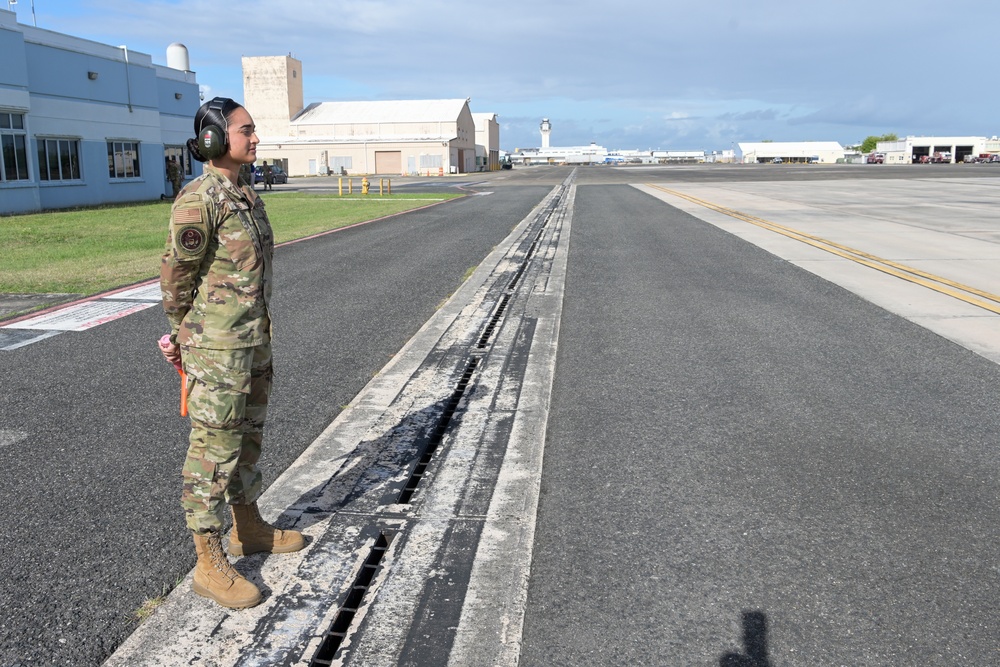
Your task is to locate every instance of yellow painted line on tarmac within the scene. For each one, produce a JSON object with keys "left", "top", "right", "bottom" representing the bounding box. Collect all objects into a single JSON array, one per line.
[{"left": 647, "top": 184, "right": 1000, "bottom": 316}]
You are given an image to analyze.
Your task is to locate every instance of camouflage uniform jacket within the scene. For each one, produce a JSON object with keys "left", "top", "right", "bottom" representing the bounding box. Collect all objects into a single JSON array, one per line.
[{"left": 160, "top": 164, "right": 274, "bottom": 349}]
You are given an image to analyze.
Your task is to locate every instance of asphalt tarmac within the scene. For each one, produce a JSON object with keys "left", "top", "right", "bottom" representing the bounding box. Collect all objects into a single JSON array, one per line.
[
  {"left": 2, "top": 163, "right": 999, "bottom": 665},
  {"left": 0, "top": 182, "right": 550, "bottom": 665},
  {"left": 520, "top": 179, "right": 1000, "bottom": 666}
]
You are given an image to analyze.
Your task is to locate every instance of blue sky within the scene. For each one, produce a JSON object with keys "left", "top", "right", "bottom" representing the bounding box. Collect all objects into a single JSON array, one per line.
[{"left": 10, "top": 0, "right": 999, "bottom": 152}]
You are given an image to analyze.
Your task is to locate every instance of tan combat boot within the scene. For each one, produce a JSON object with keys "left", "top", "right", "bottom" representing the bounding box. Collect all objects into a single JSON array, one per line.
[
  {"left": 192, "top": 532, "right": 263, "bottom": 609},
  {"left": 229, "top": 502, "right": 305, "bottom": 557}
]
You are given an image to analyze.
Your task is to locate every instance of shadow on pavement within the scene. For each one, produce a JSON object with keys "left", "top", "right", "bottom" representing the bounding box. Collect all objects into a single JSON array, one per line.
[{"left": 720, "top": 610, "right": 772, "bottom": 667}]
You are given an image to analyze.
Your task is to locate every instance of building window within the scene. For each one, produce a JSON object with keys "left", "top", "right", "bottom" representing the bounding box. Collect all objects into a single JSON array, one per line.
[
  {"left": 38, "top": 139, "right": 82, "bottom": 181},
  {"left": 163, "top": 145, "right": 191, "bottom": 177},
  {"left": 419, "top": 154, "right": 443, "bottom": 169},
  {"left": 1, "top": 112, "right": 30, "bottom": 182},
  {"left": 107, "top": 140, "right": 141, "bottom": 179},
  {"left": 329, "top": 156, "right": 353, "bottom": 170}
]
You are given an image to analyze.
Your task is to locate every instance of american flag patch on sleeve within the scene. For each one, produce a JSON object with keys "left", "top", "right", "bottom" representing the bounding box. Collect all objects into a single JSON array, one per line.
[{"left": 173, "top": 207, "right": 202, "bottom": 224}]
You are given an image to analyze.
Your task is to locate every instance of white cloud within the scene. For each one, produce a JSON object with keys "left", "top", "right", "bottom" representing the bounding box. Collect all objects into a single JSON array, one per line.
[{"left": 31, "top": 0, "right": 1000, "bottom": 150}]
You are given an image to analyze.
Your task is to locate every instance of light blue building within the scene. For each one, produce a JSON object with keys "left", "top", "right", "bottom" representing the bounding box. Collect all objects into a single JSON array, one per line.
[{"left": 0, "top": 8, "right": 202, "bottom": 214}]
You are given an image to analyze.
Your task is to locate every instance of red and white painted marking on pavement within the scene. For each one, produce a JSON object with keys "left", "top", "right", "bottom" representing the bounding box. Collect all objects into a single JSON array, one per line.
[{"left": 1, "top": 281, "right": 160, "bottom": 350}]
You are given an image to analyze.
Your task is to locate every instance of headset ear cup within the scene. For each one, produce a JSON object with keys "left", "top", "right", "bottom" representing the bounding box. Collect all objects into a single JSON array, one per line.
[{"left": 199, "top": 125, "right": 227, "bottom": 160}]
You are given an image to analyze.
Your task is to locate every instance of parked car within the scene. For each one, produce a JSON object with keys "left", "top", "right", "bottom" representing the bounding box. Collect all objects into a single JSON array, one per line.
[
  {"left": 771, "top": 157, "right": 783, "bottom": 164},
  {"left": 252, "top": 164, "right": 288, "bottom": 184}
]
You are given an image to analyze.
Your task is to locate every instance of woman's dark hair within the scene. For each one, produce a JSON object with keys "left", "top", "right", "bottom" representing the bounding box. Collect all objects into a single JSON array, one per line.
[{"left": 186, "top": 97, "right": 243, "bottom": 162}]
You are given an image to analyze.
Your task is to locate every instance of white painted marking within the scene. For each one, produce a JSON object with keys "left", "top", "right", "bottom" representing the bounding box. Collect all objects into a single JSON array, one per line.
[
  {"left": 108, "top": 283, "right": 161, "bottom": 301},
  {"left": 0, "top": 330, "right": 63, "bottom": 351},
  {"left": 5, "top": 300, "right": 156, "bottom": 331},
  {"left": 0, "top": 430, "right": 29, "bottom": 447}
]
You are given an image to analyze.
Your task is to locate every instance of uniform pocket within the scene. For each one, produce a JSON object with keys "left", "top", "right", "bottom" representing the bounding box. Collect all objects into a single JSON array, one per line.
[
  {"left": 183, "top": 346, "right": 254, "bottom": 429},
  {"left": 182, "top": 346, "right": 253, "bottom": 393},
  {"left": 217, "top": 210, "right": 260, "bottom": 271}
]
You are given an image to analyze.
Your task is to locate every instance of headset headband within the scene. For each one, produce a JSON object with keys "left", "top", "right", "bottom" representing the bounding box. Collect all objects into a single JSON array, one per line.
[{"left": 199, "top": 97, "right": 230, "bottom": 135}]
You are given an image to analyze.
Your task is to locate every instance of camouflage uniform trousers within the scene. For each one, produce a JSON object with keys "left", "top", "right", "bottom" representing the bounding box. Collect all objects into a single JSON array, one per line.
[{"left": 180, "top": 343, "right": 272, "bottom": 534}]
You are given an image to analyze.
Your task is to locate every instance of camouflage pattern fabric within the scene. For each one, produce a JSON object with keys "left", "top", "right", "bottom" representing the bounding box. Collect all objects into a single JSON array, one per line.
[
  {"left": 181, "top": 343, "right": 272, "bottom": 534},
  {"left": 160, "top": 164, "right": 274, "bottom": 349},
  {"left": 239, "top": 163, "right": 254, "bottom": 188},
  {"left": 160, "top": 164, "right": 277, "bottom": 534},
  {"left": 166, "top": 160, "right": 182, "bottom": 197}
]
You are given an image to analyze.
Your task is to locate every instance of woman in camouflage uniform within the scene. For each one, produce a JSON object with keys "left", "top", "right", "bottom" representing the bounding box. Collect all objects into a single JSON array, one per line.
[{"left": 159, "top": 97, "right": 304, "bottom": 609}]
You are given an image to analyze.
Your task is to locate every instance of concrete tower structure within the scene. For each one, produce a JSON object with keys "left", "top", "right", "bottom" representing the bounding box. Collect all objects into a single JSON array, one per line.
[
  {"left": 242, "top": 55, "right": 304, "bottom": 138},
  {"left": 540, "top": 118, "right": 551, "bottom": 148}
]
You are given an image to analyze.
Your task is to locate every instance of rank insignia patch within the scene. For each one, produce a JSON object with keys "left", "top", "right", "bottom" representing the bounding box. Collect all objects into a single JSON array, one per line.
[{"left": 178, "top": 226, "right": 206, "bottom": 254}]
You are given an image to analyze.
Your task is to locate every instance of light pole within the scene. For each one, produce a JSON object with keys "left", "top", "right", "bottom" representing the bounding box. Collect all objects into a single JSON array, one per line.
[{"left": 6, "top": 0, "right": 38, "bottom": 27}]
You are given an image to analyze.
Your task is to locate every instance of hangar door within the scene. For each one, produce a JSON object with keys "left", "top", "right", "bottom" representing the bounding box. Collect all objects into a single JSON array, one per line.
[{"left": 375, "top": 151, "right": 402, "bottom": 175}]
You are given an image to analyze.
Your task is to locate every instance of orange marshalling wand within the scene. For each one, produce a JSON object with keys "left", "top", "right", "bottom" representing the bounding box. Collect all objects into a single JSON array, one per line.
[
  {"left": 178, "top": 369, "right": 188, "bottom": 417},
  {"left": 159, "top": 334, "right": 188, "bottom": 417}
]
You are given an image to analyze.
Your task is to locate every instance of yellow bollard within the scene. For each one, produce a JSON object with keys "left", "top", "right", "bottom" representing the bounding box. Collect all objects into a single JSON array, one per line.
[
  {"left": 379, "top": 178, "right": 384, "bottom": 196},
  {"left": 387, "top": 179, "right": 391, "bottom": 195},
  {"left": 338, "top": 177, "right": 343, "bottom": 196},
  {"left": 348, "top": 178, "right": 353, "bottom": 195},
  {"left": 362, "top": 177, "right": 370, "bottom": 195}
]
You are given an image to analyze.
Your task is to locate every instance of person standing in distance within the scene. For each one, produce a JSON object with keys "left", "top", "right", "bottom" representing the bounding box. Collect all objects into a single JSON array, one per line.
[
  {"left": 159, "top": 97, "right": 304, "bottom": 609},
  {"left": 166, "top": 157, "right": 182, "bottom": 199},
  {"left": 262, "top": 160, "right": 273, "bottom": 191}
]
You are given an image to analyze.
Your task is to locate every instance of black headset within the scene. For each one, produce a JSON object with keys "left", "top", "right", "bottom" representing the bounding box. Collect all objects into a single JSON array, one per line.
[{"left": 198, "top": 97, "right": 229, "bottom": 160}]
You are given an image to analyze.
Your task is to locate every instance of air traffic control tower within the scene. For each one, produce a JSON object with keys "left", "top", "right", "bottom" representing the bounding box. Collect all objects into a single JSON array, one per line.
[{"left": 540, "top": 118, "right": 552, "bottom": 148}]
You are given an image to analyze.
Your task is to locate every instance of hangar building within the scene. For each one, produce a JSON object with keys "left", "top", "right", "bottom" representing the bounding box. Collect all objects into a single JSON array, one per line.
[
  {"left": 875, "top": 136, "right": 990, "bottom": 164},
  {"left": 509, "top": 142, "right": 609, "bottom": 165},
  {"left": 473, "top": 112, "right": 500, "bottom": 171},
  {"left": 0, "top": 8, "right": 201, "bottom": 214},
  {"left": 739, "top": 141, "right": 845, "bottom": 164},
  {"left": 243, "top": 55, "right": 490, "bottom": 176},
  {"left": 508, "top": 119, "right": 609, "bottom": 165}
]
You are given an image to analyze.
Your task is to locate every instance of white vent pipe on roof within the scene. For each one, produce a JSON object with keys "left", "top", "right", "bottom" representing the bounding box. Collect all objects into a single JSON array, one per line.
[{"left": 167, "top": 43, "right": 190, "bottom": 71}]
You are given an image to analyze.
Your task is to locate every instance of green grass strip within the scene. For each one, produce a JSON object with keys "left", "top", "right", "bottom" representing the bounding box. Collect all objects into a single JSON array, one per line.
[{"left": 0, "top": 192, "right": 460, "bottom": 294}]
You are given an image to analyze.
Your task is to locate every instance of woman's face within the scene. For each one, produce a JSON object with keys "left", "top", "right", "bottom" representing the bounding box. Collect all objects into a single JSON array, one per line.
[{"left": 221, "top": 106, "right": 258, "bottom": 166}]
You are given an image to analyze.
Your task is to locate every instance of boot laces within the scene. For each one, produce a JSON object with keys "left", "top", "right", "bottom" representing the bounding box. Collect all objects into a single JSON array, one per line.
[
  {"left": 248, "top": 504, "right": 276, "bottom": 533},
  {"left": 207, "top": 535, "right": 239, "bottom": 580}
]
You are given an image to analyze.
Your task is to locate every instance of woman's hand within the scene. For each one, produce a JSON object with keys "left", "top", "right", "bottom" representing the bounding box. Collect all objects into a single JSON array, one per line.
[{"left": 158, "top": 334, "right": 183, "bottom": 371}]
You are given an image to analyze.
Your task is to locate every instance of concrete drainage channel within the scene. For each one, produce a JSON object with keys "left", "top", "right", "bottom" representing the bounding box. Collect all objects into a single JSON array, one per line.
[
  {"left": 308, "top": 530, "right": 392, "bottom": 664},
  {"left": 104, "top": 171, "right": 575, "bottom": 667},
  {"left": 308, "top": 177, "right": 569, "bottom": 666}
]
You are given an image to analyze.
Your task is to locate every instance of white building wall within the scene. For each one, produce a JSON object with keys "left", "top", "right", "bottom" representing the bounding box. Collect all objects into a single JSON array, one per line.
[
  {"left": 255, "top": 140, "right": 458, "bottom": 177},
  {"left": 257, "top": 95, "right": 480, "bottom": 176},
  {"left": 242, "top": 55, "right": 302, "bottom": 139},
  {"left": 0, "top": 8, "right": 201, "bottom": 214},
  {"left": 510, "top": 143, "right": 608, "bottom": 164},
  {"left": 473, "top": 113, "right": 499, "bottom": 171},
  {"left": 876, "top": 136, "right": 987, "bottom": 164},
  {"left": 738, "top": 141, "right": 844, "bottom": 164}
]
